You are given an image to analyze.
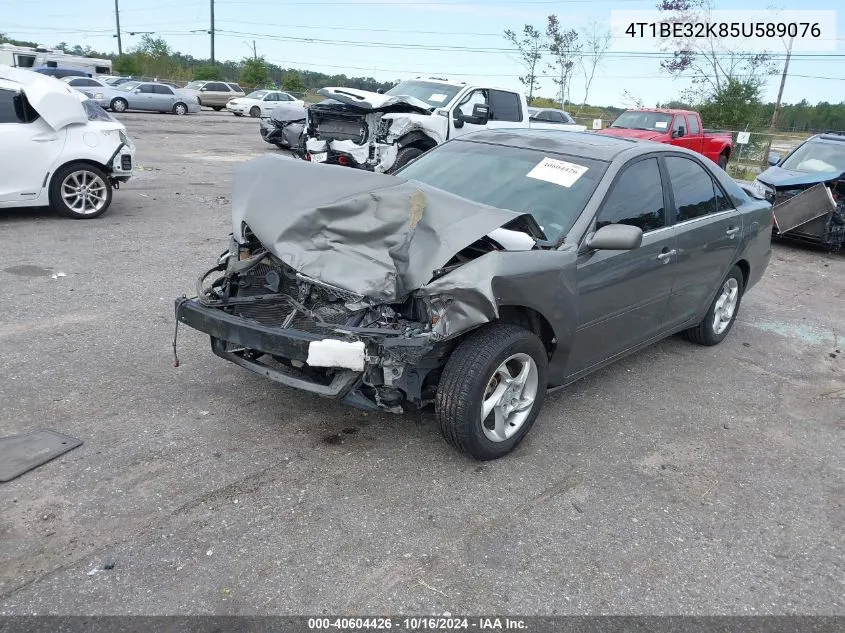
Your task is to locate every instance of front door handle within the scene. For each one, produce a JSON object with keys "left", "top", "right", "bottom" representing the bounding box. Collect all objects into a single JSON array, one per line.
[
  {"left": 657, "top": 249, "right": 677, "bottom": 263},
  {"left": 32, "top": 133, "right": 57, "bottom": 142},
  {"left": 726, "top": 226, "right": 740, "bottom": 238}
]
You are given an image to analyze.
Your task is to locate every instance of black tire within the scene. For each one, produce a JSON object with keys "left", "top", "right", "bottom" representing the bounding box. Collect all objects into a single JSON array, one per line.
[
  {"left": 173, "top": 102, "right": 188, "bottom": 115},
  {"left": 212, "top": 106, "right": 223, "bottom": 111},
  {"left": 387, "top": 146, "right": 426, "bottom": 173},
  {"left": 718, "top": 152, "right": 729, "bottom": 170},
  {"left": 110, "top": 98, "right": 128, "bottom": 113},
  {"left": 435, "top": 323, "right": 548, "bottom": 461},
  {"left": 49, "top": 162, "right": 113, "bottom": 219},
  {"left": 249, "top": 106, "right": 261, "bottom": 118},
  {"left": 683, "top": 265, "right": 744, "bottom": 346}
]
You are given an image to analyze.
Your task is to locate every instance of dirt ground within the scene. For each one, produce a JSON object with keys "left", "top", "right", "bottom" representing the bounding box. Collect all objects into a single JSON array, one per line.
[{"left": 0, "top": 111, "right": 842, "bottom": 615}]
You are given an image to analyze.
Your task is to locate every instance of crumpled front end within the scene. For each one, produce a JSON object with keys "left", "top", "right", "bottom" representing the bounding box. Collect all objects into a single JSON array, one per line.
[
  {"left": 759, "top": 176, "right": 845, "bottom": 251},
  {"left": 175, "top": 238, "right": 450, "bottom": 412},
  {"left": 304, "top": 93, "right": 435, "bottom": 172}
]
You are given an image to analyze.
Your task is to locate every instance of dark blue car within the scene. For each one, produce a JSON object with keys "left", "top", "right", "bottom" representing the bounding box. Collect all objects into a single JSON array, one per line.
[
  {"left": 752, "top": 132, "right": 845, "bottom": 249},
  {"left": 33, "top": 66, "right": 92, "bottom": 79}
]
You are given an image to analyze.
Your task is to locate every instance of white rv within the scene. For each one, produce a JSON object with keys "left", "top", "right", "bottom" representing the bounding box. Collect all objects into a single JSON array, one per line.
[{"left": 0, "top": 44, "right": 112, "bottom": 75}]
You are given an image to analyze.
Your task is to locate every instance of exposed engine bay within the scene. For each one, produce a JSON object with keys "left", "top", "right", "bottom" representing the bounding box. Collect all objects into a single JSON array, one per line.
[{"left": 767, "top": 179, "right": 845, "bottom": 251}]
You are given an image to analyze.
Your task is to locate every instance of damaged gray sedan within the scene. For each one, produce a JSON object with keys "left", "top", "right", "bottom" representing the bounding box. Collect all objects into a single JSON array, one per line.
[{"left": 175, "top": 130, "right": 773, "bottom": 460}]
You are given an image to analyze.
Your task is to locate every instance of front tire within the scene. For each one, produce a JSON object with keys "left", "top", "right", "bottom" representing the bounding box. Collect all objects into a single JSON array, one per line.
[
  {"left": 49, "top": 163, "right": 113, "bottom": 219},
  {"left": 212, "top": 106, "right": 223, "bottom": 111},
  {"left": 718, "top": 152, "right": 729, "bottom": 171},
  {"left": 249, "top": 106, "right": 261, "bottom": 118},
  {"left": 173, "top": 102, "right": 188, "bottom": 115},
  {"left": 387, "top": 146, "right": 425, "bottom": 173},
  {"left": 110, "top": 98, "right": 128, "bottom": 113},
  {"left": 436, "top": 323, "right": 548, "bottom": 460},
  {"left": 683, "top": 265, "right": 744, "bottom": 346}
]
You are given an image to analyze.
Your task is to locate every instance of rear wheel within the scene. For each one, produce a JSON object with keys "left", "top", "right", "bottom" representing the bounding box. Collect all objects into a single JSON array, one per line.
[
  {"left": 110, "top": 98, "right": 128, "bottom": 113},
  {"left": 49, "top": 163, "right": 113, "bottom": 219},
  {"left": 435, "top": 323, "right": 548, "bottom": 460},
  {"left": 212, "top": 106, "right": 223, "bottom": 111},
  {"left": 249, "top": 106, "right": 261, "bottom": 118},
  {"left": 173, "top": 102, "right": 188, "bottom": 115},
  {"left": 683, "top": 265, "right": 744, "bottom": 346}
]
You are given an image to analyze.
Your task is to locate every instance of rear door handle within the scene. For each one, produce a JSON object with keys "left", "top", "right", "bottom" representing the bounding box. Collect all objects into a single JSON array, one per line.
[
  {"left": 726, "top": 226, "right": 740, "bottom": 238},
  {"left": 657, "top": 249, "right": 677, "bottom": 263}
]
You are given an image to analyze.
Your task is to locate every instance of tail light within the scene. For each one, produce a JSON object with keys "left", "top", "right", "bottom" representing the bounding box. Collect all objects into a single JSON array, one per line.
[{"left": 337, "top": 155, "right": 349, "bottom": 166}]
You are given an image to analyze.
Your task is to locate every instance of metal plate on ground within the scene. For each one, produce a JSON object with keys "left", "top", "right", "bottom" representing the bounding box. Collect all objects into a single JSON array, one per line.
[{"left": 0, "top": 430, "right": 83, "bottom": 482}]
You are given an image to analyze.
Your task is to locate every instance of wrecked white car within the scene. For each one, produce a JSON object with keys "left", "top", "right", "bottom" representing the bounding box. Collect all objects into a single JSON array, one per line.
[
  {"left": 304, "top": 78, "right": 587, "bottom": 173},
  {"left": 0, "top": 65, "right": 135, "bottom": 218},
  {"left": 175, "top": 130, "right": 772, "bottom": 460}
]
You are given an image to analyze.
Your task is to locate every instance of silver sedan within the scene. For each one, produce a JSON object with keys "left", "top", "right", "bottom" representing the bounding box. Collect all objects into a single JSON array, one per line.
[{"left": 98, "top": 81, "right": 201, "bottom": 115}]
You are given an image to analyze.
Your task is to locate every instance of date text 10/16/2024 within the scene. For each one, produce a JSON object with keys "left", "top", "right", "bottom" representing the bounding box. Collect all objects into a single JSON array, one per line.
[{"left": 307, "top": 617, "right": 528, "bottom": 631}]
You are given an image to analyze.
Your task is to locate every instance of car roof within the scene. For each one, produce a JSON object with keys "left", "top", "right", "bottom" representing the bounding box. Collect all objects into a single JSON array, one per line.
[
  {"left": 811, "top": 133, "right": 845, "bottom": 142},
  {"left": 628, "top": 108, "right": 698, "bottom": 116},
  {"left": 460, "top": 129, "right": 645, "bottom": 162}
]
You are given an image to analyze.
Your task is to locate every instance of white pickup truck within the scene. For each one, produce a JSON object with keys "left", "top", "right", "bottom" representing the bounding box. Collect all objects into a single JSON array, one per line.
[{"left": 304, "top": 78, "right": 587, "bottom": 173}]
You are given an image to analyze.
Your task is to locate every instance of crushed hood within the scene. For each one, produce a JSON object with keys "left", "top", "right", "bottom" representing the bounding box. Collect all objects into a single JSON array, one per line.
[
  {"left": 0, "top": 65, "right": 87, "bottom": 130},
  {"left": 270, "top": 102, "right": 307, "bottom": 122},
  {"left": 317, "top": 87, "right": 432, "bottom": 114},
  {"left": 596, "top": 128, "right": 664, "bottom": 141},
  {"left": 231, "top": 155, "right": 543, "bottom": 303},
  {"left": 757, "top": 165, "right": 844, "bottom": 189}
]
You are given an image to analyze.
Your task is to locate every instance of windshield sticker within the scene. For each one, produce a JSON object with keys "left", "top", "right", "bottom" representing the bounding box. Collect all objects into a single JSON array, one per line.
[
  {"left": 526, "top": 157, "right": 589, "bottom": 188},
  {"left": 654, "top": 121, "right": 668, "bottom": 129},
  {"left": 429, "top": 93, "right": 448, "bottom": 103}
]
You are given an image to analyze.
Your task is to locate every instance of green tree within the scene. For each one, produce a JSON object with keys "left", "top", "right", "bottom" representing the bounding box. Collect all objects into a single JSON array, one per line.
[
  {"left": 280, "top": 71, "right": 306, "bottom": 93},
  {"left": 134, "top": 34, "right": 171, "bottom": 58},
  {"left": 697, "top": 79, "right": 764, "bottom": 130},
  {"left": 194, "top": 63, "right": 223, "bottom": 80},
  {"left": 113, "top": 54, "right": 140, "bottom": 76},
  {"left": 240, "top": 57, "right": 269, "bottom": 88},
  {"left": 504, "top": 24, "right": 544, "bottom": 102}
]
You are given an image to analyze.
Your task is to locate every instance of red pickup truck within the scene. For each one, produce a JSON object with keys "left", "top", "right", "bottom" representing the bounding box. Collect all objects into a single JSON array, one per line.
[{"left": 597, "top": 109, "right": 733, "bottom": 170}]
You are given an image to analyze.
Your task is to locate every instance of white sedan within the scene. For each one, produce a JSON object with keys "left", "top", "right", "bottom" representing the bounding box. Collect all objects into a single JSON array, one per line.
[{"left": 226, "top": 90, "right": 305, "bottom": 118}]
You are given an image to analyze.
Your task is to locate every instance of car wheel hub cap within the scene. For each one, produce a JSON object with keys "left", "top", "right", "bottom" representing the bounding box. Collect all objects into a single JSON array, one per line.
[
  {"left": 61, "top": 171, "right": 107, "bottom": 215},
  {"left": 480, "top": 353, "right": 539, "bottom": 443},
  {"left": 713, "top": 278, "right": 739, "bottom": 335}
]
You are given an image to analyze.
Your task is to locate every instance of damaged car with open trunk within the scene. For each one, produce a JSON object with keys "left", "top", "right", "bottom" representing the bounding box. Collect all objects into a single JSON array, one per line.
[{"left": 175, "top": 130, "right": 773, "bottom": 460}]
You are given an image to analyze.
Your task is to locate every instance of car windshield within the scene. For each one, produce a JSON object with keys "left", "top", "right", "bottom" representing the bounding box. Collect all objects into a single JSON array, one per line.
[
  {"left": 395, "top": 139, "right": 608, "bottom": 242},
  {"left": 116, "top": 82, "right": 140, "bottom": 92},
  {"left": 779, "top": 139, "right": 845, "bottom": 173},
  {"left": 385, "top": 81, "right": 461, "bottom": 107},
  {"left": 184, "top": 81, "right": 205, "bottom": 90},
  {"left": 611, "top": 111, "right": 673, "bottom": 131},
  {"left": 247, "top": 90, "right": 269, "bottom": 99}
]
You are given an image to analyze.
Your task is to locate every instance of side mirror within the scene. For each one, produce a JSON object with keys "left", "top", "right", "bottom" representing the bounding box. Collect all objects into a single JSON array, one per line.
[
  {"left": 470, "top": 103, "right": 491, "bottom": 125},
  {"left": 585, "top": 224, "right": 643, "bottom": 251},
  {"left": 376, "top": 88, "right": 385, "bottom": 94},
  {"left": 200, "top": 87, "right": 208, "bottom": 92},
  {"left": 453, "top": 110, "right": 465, "bottom": 129},
  {"left": 133, "top": 88, "right": 141, "bottom": 93},
  {"left": 673, "top": 125, "right": 685, "bottom": 138},
  {"left": 767, "top": 152, "right": 781, "bottom": 166}
]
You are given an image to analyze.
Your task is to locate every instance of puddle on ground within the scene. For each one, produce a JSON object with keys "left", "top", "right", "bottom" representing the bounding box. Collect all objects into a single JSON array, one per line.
[{"left": 3, "top": 265, "right": 53, "bottom": 277}]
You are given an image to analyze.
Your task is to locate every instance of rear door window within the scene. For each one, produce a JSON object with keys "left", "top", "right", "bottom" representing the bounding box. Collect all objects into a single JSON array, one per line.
[
  {"left": 596, "top": 158, "right": 666, "bottom": 232},
  {"left": 687, "top": 115, "right": 700, "bottom": 134},
  {"left": 665, "top": 156, "right": 728, "bottom": 222},
  {"left": 488, "top": 89, "right": 522, "bottom": 122}
]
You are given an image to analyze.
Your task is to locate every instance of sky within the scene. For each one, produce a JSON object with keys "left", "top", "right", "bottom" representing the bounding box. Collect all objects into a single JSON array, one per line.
[{"left": 2, "top": 0, "right": 844, "bottom": 107}]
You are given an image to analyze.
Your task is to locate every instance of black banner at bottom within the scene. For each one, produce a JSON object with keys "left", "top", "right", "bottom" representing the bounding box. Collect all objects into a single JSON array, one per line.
[{"left": 0, "top": 616, "right": 842, "bottom": 633}]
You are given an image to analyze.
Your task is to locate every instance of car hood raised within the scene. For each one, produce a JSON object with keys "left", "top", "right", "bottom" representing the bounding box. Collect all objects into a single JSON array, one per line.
[
  {"left": 231, "top": 155, "right": 544, "bottom": 303},
  {"left": 0, "top": 65, "right": 87, "bottom": 130},
  {"left": 596, "top": 127, "right": 664, "bottom": 141},
  {"left": 757, "top": 164, "right": 845, "bottom": 188},
  {"left": 317, "top": 87, "right": 432, "bottom": 113}
]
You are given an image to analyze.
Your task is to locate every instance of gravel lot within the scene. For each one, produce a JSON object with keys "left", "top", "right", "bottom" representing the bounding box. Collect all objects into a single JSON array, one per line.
[{"left": 0, "top": 110, "right": 843, "bottom": 615}]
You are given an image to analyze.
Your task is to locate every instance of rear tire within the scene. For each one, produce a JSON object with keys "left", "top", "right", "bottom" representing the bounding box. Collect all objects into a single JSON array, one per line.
[
  {"left": 110, "top": 98, "right": 128, "bottom": 113},
  {"left": 435, "top": 323, "right": 548, "bottom": 460},
  {"left": 49, "top": 163, "right": 113, "bottom": 219},
  {"left": 683, "top": 265, "right": 744, "bottom": 346},
  {"left": 387, "top": 146, "right": 425, "bottom": 173},
  {"left": 212, "top": 106, "right": 223, "bottom": 111}
]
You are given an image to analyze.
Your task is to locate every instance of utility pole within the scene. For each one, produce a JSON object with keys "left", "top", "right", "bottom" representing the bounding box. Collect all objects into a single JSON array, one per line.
[
  {"left": 210, "top": 0, "right": 215, "bottom": 64},
  {"left": 114, "top": 0, "right": 122, "bottom": 55},
  {"left": 769, "top": 36, "right": 794, "bottom": 134},
  {"left": 252, "top": 39, "right": 257, "bottom": 61}
]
